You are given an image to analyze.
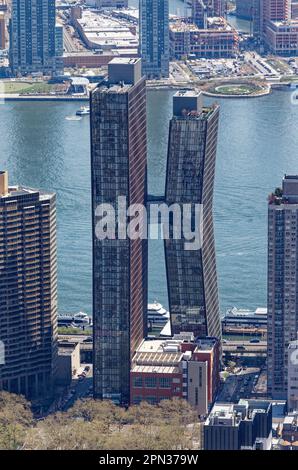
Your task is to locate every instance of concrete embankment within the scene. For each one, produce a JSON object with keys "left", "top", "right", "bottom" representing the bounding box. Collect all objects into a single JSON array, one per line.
[{"left": 0, "top": 94, "right": 89, "bottom": 102}]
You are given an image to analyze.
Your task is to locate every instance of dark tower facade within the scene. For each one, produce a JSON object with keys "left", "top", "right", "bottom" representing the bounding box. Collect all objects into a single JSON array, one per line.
[
  {"left": 91, "top": 58, "right": 147, "bottom": 405},
  {"left": 164, "top": 91, "right": 221, "bottom": 341}
]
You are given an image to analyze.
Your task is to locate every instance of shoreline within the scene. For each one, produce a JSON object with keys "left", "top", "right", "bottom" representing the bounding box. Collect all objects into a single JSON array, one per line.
[
  {"left": 0, "top": 81, "right": 295, "bottom": 101},
  {"left": 0, "top": 94, "right": 89, "bottom": 102}
]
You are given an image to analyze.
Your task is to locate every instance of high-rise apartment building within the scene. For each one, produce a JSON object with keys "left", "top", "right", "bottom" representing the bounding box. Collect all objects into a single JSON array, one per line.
[
  {"left": 252, "top": 0, "right": 262, "bottom": 41},
  {"left": 267, "top": 176, "right": 298, "bottom": 399},
  {"left": 259, "top": 1, "right": 298, "bottom": 55},
  {"left": 0, "top": 11, "right": 5, "bottom": 49},
  {"left": 235, "top": 0, "right": 261, "bottom": 40},
  {"left": 91, "top": 58, "right": 147, "bottom": 405},
  {"left": 0, "top": 171, "right": 58, "bottom": 401},
  {"left": 213, "top": 0, "right": 226, "bottom": 17},
  {"left": 9, "top": 0, "right": 63, "bottom": 76},
  {"left": 192, "top": 1, "right": 208, "bottom": 28},
  {"left": 236, "top": 0, "right": 254, "bottom": 19},
  {"left": 292, "top": 0, "right": 298, "bottom": 19},
  {"left": 263, "top": 0, "right": 291, "bottom": 22},
  {"left": 191, "top": 1, "right": 226, "bottom": 28},
  {"left": 140, "top": 0, "right": 169, "bottom": 79},
  {"left": 164, "top": 90, "right": 221, "bottom": 341}
]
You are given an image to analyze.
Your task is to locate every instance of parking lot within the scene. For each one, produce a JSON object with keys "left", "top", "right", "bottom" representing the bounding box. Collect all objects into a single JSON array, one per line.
[
  {"left": 171, "top": 53, "right": 298, "bottom": 86},
  {"left": 187, "top": 56, "right": 256, "bottom": 81}
]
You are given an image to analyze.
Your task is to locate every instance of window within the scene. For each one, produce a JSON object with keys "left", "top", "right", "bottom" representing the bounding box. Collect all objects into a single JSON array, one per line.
[
  {"left": 133, "top": 376, "right": 142, "bottom": 388},
  {"left": 159, "top": 377, "right": 171, "bottom": 389},
  {"left": 144, "top": 376, "right": 157, "bottom": 388}
]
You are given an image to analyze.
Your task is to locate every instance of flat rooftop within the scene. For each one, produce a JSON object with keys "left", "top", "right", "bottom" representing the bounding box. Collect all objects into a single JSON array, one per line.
[
  {"left": 58, "top": 341, "right": 79, "bottom": 356},
  {"left": 170, "top": 17, "right": 236, "bottom": 33},
  {"left": 0, "top": 185, "right": 54, "bottom": 201},
  {"left": 133, "top": 339, "right": 184, "bottom": 367},
  {"left": 95, "top": 81, "right": 134, "bottom": 94},
  {"left": 112, "top": 7, "right": 139, "bottom": 22},
  {"left": 77, "top": 10, "right": 138, "bottom": 50},
  {"left": 195, "top": 338, "right": 217, "bottom": 351},
  {"left": 108, "top": 57, "right": 139, "bottom": 66},
  {"left": 206, "top": 399, "right": 271, "bottom": 426},
  {"left": 170, "top": 22, "right": 200, "bottom": 33},
  {"left": 270, "top": 19, "right": 298, "bottom": 28},
  {"left": 205, "top": 403, "right": 238, "bottom": 426},
  {"left": 174, "top": 89, "right": 201, "bottom": 99},
  {"left": 131, "top": 364, "right": 180, "bottom": 374}
]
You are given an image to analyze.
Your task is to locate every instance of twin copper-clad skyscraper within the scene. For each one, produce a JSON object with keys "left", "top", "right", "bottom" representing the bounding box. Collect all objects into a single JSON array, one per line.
[
  {"left": 90, "top": 59, "right": 221, "bottom": 404},
  {"left": 165, "top": 91, "right": 221, "bottom": 341},
  {"left": 90, "top": 59, "right": 148, "bottom": 405}
]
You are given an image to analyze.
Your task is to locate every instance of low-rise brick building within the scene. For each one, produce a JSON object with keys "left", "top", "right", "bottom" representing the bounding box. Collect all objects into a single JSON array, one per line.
[{"left": 130, "top": 334, "right": 220, "bottom": 416}]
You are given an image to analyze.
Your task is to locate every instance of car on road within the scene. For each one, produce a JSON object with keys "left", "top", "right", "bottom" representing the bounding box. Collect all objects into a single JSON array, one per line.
[{"left": 83, "top": 337, "right": 92, "bottom": 343}]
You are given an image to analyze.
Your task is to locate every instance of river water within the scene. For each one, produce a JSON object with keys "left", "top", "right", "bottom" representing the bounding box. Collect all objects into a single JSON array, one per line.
[{"left": 1, "top": 88, "right": 298, "bottom": 314}]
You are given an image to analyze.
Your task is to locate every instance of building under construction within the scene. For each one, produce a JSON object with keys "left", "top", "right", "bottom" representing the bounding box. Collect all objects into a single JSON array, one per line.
[{"left": 170, "top": 17, "right": 239, "bottom": 59}]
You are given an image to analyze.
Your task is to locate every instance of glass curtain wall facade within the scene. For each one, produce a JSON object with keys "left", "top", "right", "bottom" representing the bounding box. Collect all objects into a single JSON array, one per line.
[
  {"left": 91, "top": 59, "right": 147, "bottom": 405},
  {"left": 164, "top": 91, "right": 221, "bottom": 341}
]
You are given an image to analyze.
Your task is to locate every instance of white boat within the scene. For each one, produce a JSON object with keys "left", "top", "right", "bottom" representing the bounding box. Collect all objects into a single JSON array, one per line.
[
  {"left": 58, "top": 311, "right": 90, "bottom": 327},
  {"left": 147, "top": 301, "right": 170, "bottom": 328},
  {"left": 76, "top": 106, "right": 90, "bottom": 116},
  {"left": 73, "top": 312, "right": 90, "bottom": 324},
  {"left": 222, "top": 307, "right": 267, "bottom": 327}
]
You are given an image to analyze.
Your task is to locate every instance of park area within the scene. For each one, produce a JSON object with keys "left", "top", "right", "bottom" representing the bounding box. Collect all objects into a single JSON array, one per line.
[
  {"left": 204, "top": 81, "right": 270, "bottom": 98},
  {"left": 0, "top": 80, "right": 67, "bottom": 95}
]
